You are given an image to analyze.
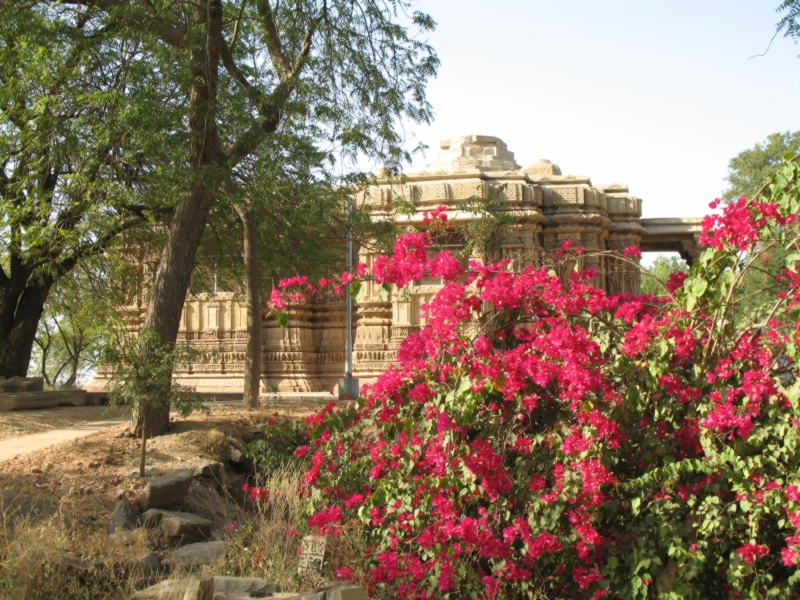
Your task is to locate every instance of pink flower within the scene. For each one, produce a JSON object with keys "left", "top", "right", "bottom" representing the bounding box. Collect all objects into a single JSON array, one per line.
[
  {"left": 335, "top": 566, "right": 354, "bottom": 580},
  {"left": 736, "top": 543, "right": 769, "bottom": 564},
  {"left": 268, "top": 289, "right": 286, "bottom": 310},
  {"left": 623, "top": 245, "right": 642, "bottom": 259}
]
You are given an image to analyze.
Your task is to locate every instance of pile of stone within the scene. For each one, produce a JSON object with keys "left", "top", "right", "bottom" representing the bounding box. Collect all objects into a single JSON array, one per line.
[
  {"left": 5, "top": 466, "right": 370, "bottom": 598},
  {"left": 0, "top": 376, "right": 98, "bottom": 411},
  {"left": 133, "top": 576, "right": 367, "bottom": 600},
  {"left": 109, "top": 467, "right": 232, "bottom": 574}
]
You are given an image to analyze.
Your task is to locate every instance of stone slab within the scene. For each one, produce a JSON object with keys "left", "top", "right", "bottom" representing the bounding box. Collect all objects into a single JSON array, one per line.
[
  {"left": 142, "top": 509, "right": 212, "bottom": 545},
  {"left": 109, "top": 498, "right": 138, "bottom": 533},
  {"left": 161, "top": 541, "right": 226, "bottom": 569},
  {"left": 140, "top": 469, "right": 194, "bottom": 511},
  {"left": 0, "top": 390, "right": 86, "bottom": 412},
  {"left": 0, "top": 377, "right": 44, "bottom": 393},
  {"left": 0, "top": 492, "right": 57, "bottom": 533}
]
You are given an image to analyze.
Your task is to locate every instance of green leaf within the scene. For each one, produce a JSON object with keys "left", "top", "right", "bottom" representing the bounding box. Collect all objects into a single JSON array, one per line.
[
  {"left": 690, "top": 278, "right": 708, "bottom": 298},
  {"left": 379, "top": 282, "right": 392, "bottom": 303},
  {"left": 350, "top": 281, "right": 363, "bottom": 302},
  {"left": 277, "top": 312, "right": 289, "bottom": 329}
]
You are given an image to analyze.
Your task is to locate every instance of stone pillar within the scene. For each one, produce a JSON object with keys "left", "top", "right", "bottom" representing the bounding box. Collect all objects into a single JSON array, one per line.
[
  {"left": 539, "top": 182, "right": 610, "bottom": 288},
  {"left": 353, "top": 252, "right": 394, "bottom": 382},
  {"left": 603, "top": 186, "right": 645, "bottom": 295},
  {"left": 311, "top": 293, "right": 349, "bottom": 391},
  {"left": 262, "top": 299, "right": 322, "bottom": 392}
]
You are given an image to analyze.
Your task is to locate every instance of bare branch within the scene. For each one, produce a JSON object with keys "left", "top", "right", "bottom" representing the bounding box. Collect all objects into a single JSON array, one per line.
[{"left": 256, "top": 0, "right": 290, "bottom": 79}]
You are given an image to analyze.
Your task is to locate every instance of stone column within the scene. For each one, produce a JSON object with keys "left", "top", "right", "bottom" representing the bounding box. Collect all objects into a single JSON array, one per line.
[
  {"left": 311, "top": 293, "right": 350, "bottom": 391},
  {"left": 603, "top": 186, "right": 645, "bottom": 295},
  {"left": 540, "top": 182, "right": 610, "bottom": 289},
  {"left": 261, "top": 299, "right": 322, "bottom": 392},
  {"left": 353, "top": 252, "right": 394, "bottom": 383}
]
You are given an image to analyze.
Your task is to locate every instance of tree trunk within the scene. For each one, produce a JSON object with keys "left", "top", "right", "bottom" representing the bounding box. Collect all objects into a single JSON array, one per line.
[
  {"left": 0, "top": 282, "right": 51, "bottom": 379},
  {"left": 131, "top": 0, "right": 224, "bottom": 438},
  {"left": 235, "top": 202, "right": 261, "bottom": 409}
]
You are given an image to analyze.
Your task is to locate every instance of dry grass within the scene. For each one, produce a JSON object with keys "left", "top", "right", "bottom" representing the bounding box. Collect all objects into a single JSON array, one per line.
[{"left": 0, "top": 459, "right": 365, "bottom": 599}]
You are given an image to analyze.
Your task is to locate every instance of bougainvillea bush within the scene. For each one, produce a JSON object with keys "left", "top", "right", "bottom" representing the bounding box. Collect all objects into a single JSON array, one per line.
[{"left": 266, "top": 159, "right": 800, "bottom": 599}]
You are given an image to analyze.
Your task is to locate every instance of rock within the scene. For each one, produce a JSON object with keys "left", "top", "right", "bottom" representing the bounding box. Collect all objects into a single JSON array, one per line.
[
  {"left": 300, "top": 583, "right": 367, "bottom": 600},
  {"left": 142, "top": 509, "right": 212, "bottom": 545},
  {"left": 125, "top": 552, "right": 161, "bottom": 577},
  {"left": 0, "top": 376, "right": 44, "bottom": 393},
  {"left": 227, "top": 444, "right": 254, "bottom": 471},
  {"left": 183, "top": 575, "right": 214, "bottom": 600},
  {"left": 326, "top": 586, "right": 368, "bottom": 600},
  {"left": 139, "top": 469, "right": 194, "bottom": 511},
  {"left": 0, "top": 492, "right": 57, "bottom": 533},
  {"left": 162, "top": 541, "right": 226, "bottom": 569},
  {"left": 10, "top": 546, "right": 95, "bottom": 575},
  {"left": 184, "top": 480, "right": 230, "bottom": 524},
  {"left": 212, "top": 577, "right": 279, "bottom": 597},
  {"left": 131, "top": 578, "right": 187, "bottom": 599},
  {"left": 128, "top": 466, "right": 158, "bottom": 478},
  {"left": 59, "top": 551, "right": 95, "bottom": 574},
  {"left": 193, "top": 461, "right": 225, "bottom": 484},
  {"left": 109, "top": 498, "right": 138, "bottom": 533}
]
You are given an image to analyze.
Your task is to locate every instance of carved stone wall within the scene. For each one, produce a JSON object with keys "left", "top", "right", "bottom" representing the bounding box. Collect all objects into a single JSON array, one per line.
[{"left": 97, "top": 135, "right": 703, "bottom": 395}]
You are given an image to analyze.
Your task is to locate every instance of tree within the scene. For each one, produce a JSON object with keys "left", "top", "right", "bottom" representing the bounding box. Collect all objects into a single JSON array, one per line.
[
  {"left": 31, "top": 261, "right": 105, "bottom": 387},
  {"left": 723, "top": 132, "right": 800, "bottom": 321},
  {"left": 0, "top": 9, "right": 176, "bottom": 380},
  {"left": 39, "top": 0, "right": 438, "bottom": 436},
  {"left": 777, "top": 1, "right": 800, "bottom": 43},
  {"left": 213, "top": 132, "right": 390, "bottom": 409},
  {"left": 723, "top": 131, "right": 800, "bottom": 203},
  {"left": 640, "top": 255, "right": 687, "bottom": 296}
]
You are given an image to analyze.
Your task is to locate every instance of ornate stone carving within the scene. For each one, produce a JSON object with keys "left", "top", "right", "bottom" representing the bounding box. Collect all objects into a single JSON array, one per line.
[{"left": 117, "top": 134, "right": 704, "bottom": 396}]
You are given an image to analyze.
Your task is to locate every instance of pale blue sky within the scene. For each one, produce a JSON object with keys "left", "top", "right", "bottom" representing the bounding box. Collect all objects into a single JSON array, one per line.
[{"left": 406, "top": 0, "right": 800, "bottom": 220}]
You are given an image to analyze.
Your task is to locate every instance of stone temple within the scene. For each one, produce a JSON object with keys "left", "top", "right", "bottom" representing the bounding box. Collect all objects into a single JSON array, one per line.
[{"left": 104, "top": 135, "right": 704, "bottom": 395}]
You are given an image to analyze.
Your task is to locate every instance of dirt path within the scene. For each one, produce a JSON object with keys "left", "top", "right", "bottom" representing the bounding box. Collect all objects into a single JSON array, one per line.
[
  {"left": 0, "top": 417, "right": 130, "bottom": 463},
  {"left": 0, "top": 405, "right": 130, "bottom": 441}
]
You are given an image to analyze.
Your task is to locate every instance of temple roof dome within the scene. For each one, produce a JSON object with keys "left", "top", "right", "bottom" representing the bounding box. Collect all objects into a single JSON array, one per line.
[
  {"left": 522, "top": 159, "right": 562, "bottom": 176},
  {"left": 425, "top": 134, "right": 521, "bottom": 172}
]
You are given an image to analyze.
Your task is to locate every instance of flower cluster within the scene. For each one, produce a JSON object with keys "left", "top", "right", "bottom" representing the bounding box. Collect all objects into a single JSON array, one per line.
[{"left": 258, "top": 158, "right": 800, "bottom": 598}]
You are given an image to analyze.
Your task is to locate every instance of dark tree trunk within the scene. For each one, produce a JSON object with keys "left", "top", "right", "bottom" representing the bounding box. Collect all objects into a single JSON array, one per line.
[
  {"left": 235, "top": 202, "right": 261, "bottom": 409},
  {"left": 131, "top": 0, "right": 224, "bottom": 438},
  {"left": 0, "top": 281, "right": 52, "bottom": 379}
]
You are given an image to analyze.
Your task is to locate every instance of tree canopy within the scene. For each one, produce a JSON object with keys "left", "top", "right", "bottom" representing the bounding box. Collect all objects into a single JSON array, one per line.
[
  {"left": 723, "top": 131, "right": 800, "bottom": 204},
  {"left": 0, "top": 8, "right": 179, "bottom": 379}
]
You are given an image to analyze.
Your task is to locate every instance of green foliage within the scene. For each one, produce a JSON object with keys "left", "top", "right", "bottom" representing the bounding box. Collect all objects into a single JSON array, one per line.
[
  {"left": 454, "top": 184, "right": 520, "bottom": 260},
  {"left": 248, "top": 417, "right": 311, "bottom": 478},
  {"left": 0, "top": 6, "right": 182, "bottom": 376},
  {"left": 777, "top": 1, "right": 800, "bottom": 44},
  {"left": 102, "top": 329, "right": 204, "bottom": 418},
  {"left": 723, "top": 133, "right": 800, "bottom": 322},
  {"left": 724, "top": 131, "right": 800, "bottom": 204},
  {"left": 641, "top": 255, "right": 688, "bottom": 297}
]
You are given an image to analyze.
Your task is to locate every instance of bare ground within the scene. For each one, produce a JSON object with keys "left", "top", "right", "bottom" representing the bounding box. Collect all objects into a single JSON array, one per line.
[
  {"left": 0, "top": 405, "right": 131, "bottom": 441},
  {"left": 0, "top": 402, "right": 319, "bottom": 534}
]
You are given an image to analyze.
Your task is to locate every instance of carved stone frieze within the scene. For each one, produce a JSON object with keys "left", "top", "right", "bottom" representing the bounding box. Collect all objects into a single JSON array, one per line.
[{"left": 106, "top": 134, "right": 704, "bottom": 396}]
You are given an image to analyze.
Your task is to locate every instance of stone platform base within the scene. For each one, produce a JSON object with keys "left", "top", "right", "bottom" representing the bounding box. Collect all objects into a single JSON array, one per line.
[{"left": 0, "top": 390, "right": 87, "bottom": 412}]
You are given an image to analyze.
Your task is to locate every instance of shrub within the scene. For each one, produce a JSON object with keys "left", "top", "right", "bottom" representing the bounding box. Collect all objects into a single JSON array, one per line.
[{"left": 264, "top": 159, "right": 800, "bottom": 598}]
